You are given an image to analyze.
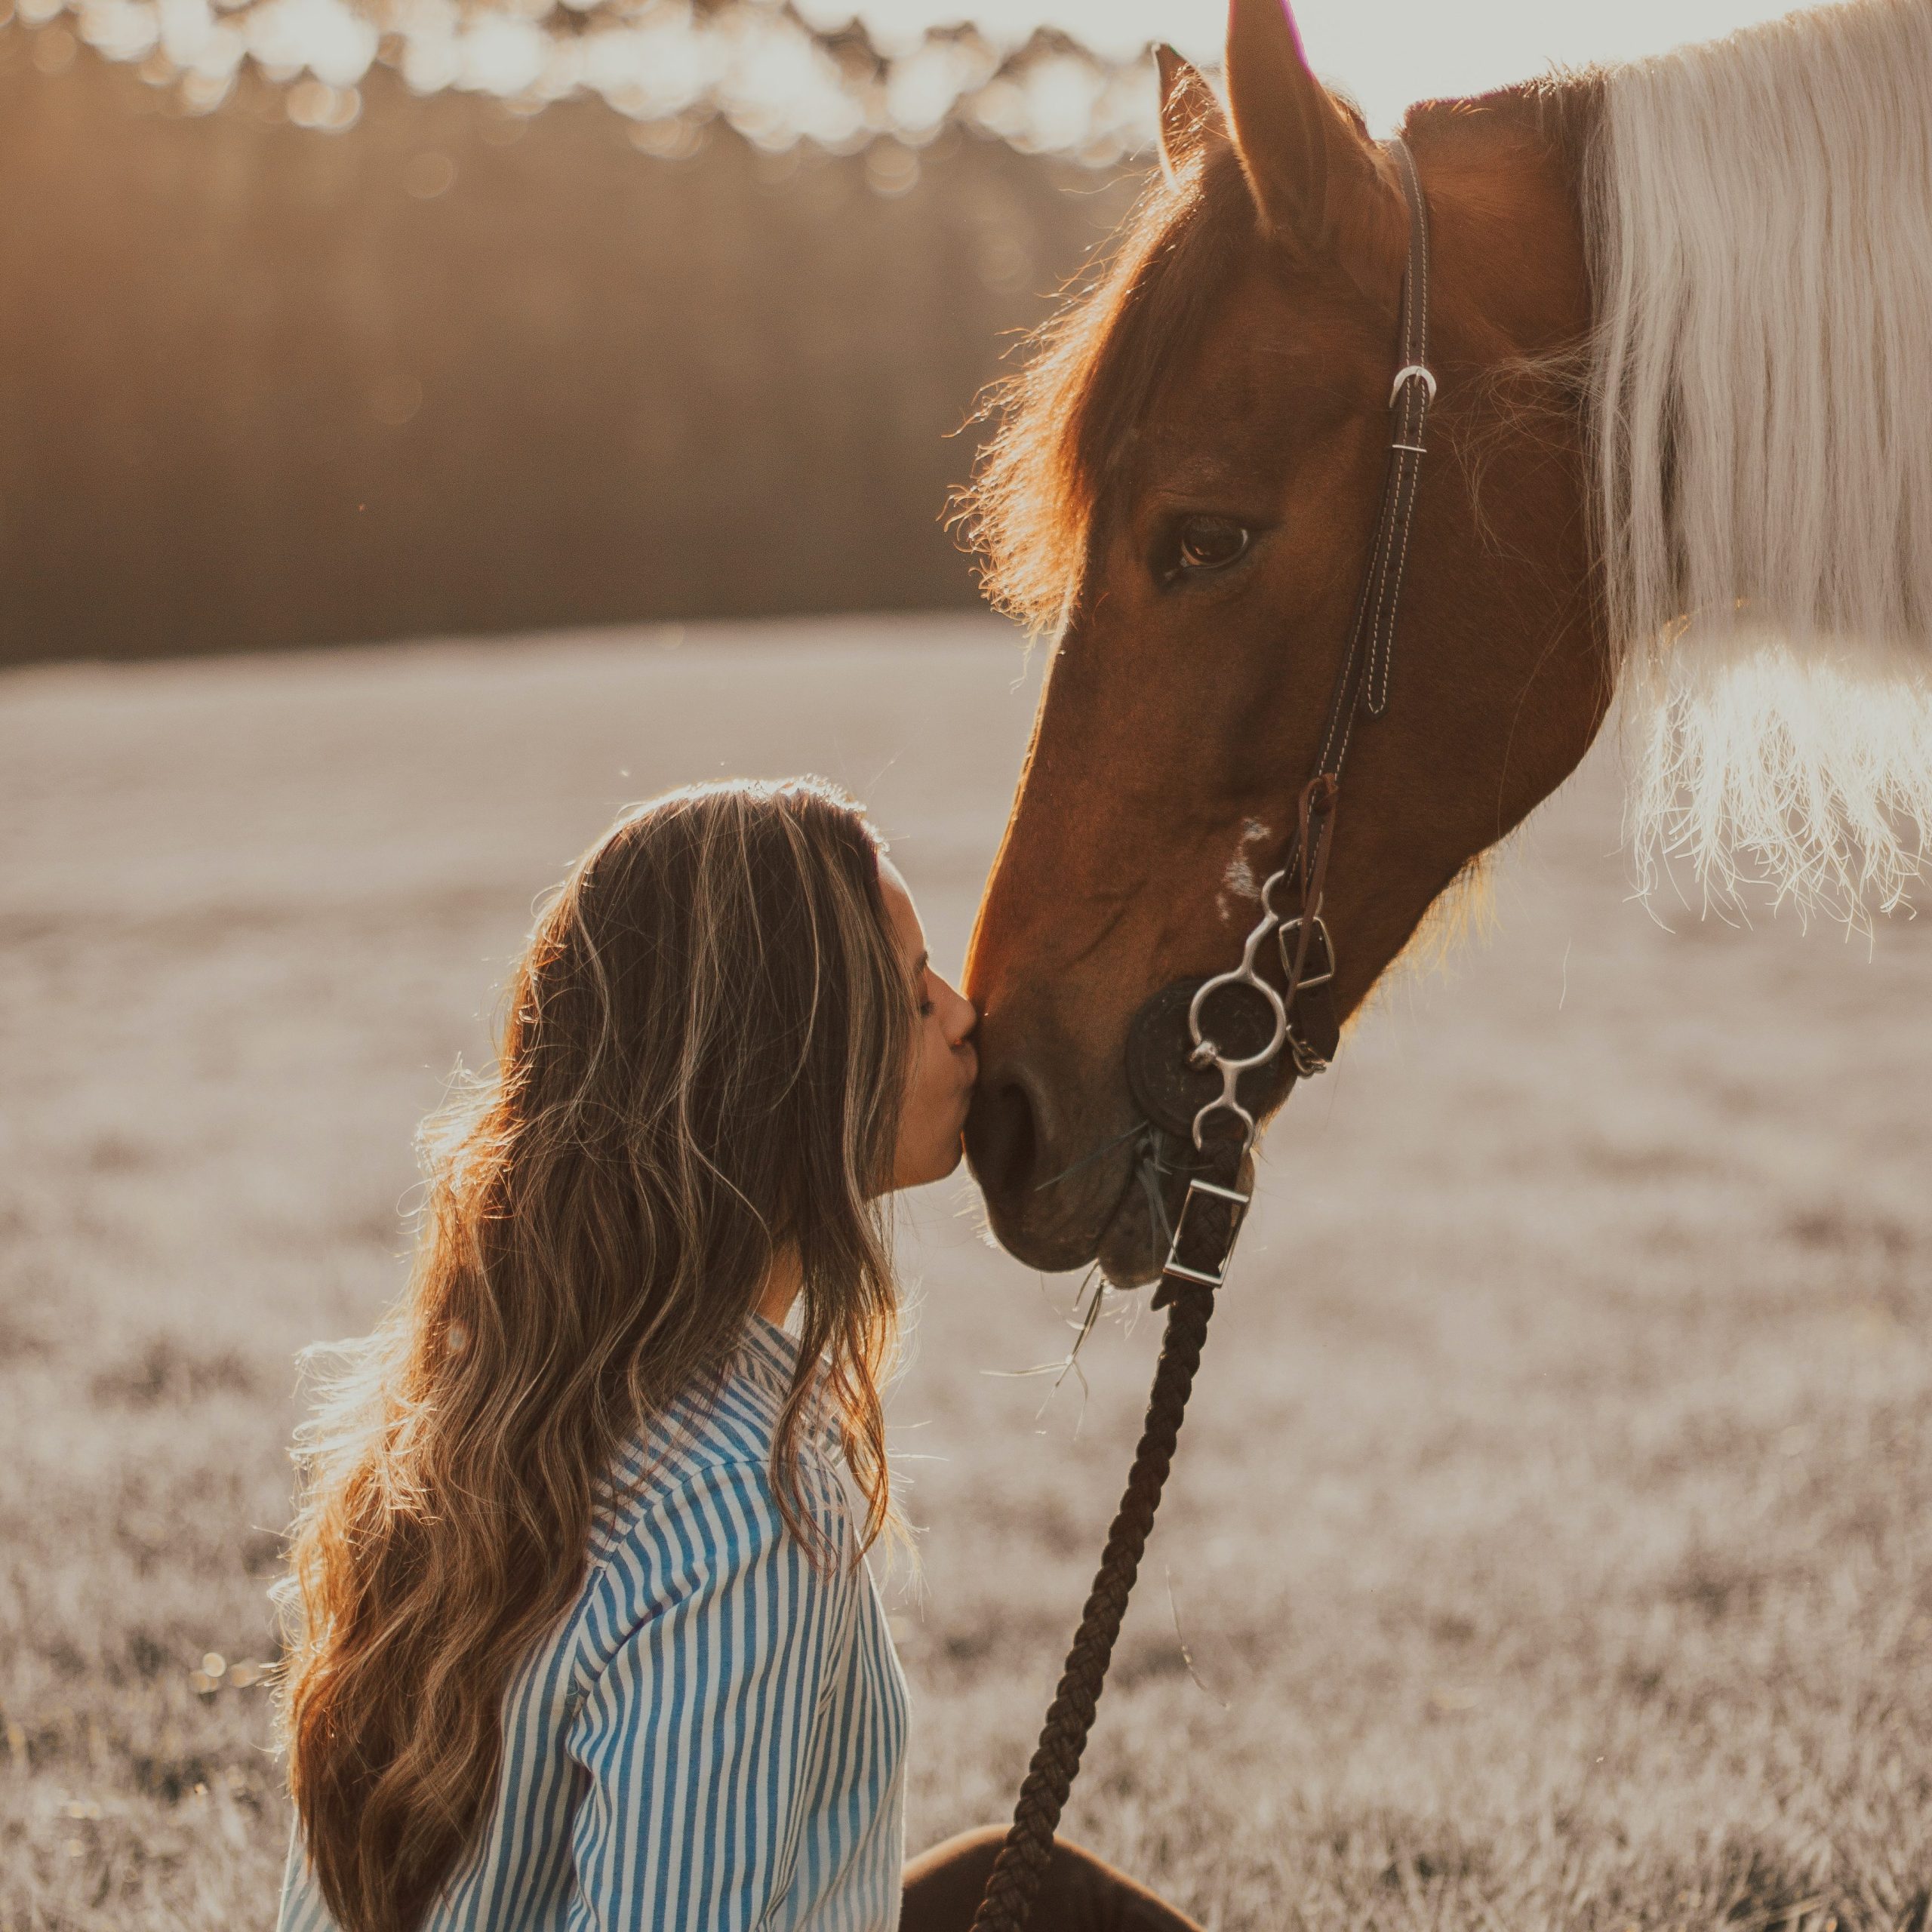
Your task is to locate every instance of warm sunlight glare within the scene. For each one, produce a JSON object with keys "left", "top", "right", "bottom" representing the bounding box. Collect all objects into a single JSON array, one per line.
[
  {"left": 826, "top": 0, "right": 1829, "bottom": 131},
  {"left": 50, "top": 0, "right": 1836, "bottom": 149}
]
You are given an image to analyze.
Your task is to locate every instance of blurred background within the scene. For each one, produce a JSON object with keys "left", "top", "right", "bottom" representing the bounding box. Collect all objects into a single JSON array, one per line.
[
  {"left": 0, "top": 13, "right": 1138, "bottom": 659},
  {"left": 0, "top": 0, "right": 1842, "bottom": 663},
  {"left": 4, "top": 2, "right": 1929, "bottom": 1928}
]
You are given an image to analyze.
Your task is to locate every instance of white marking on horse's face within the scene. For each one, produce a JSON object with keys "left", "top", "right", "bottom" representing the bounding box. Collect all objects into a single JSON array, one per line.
[{"left": 1217, "top": 818, "right": 1272, "bottom": 923}]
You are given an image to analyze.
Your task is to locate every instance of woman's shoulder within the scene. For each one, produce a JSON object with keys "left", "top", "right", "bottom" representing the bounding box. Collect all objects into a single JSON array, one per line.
[{"left": 587, "top": 1320, "right": 851, "bottom": 1592}]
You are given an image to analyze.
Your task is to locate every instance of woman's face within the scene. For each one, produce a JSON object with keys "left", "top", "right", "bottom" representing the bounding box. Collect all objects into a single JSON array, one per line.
[{"left": 878, "top": 859, "right": 978, "bottom": 1190}]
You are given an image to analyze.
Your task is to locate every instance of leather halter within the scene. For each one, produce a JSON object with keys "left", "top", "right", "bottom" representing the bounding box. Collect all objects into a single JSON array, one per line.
[{"left": 1125, "top": 136, "right": 1435, "bottom": 1287}]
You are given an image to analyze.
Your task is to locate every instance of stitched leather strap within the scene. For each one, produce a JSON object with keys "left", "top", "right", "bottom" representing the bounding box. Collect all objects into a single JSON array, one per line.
[{"left": 1312, "top": 134, "right": 1434, "bottom": 774}]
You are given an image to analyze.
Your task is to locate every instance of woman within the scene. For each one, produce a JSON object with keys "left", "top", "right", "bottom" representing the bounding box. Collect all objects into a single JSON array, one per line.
[{"left": 275, "top": 777, "right": 1199, "bottom": 1932}]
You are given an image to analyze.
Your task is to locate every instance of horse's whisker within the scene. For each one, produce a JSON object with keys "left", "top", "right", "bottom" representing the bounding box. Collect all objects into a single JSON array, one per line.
[{"left": 1030, "top": 1121, "right": 1145, "bottom": 1194}]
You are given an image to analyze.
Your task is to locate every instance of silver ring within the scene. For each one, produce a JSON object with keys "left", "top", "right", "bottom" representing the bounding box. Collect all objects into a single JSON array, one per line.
[
  {"left": 1185, "top": 971, "right": 1287, "bottom": 1074},
  {"left": 1390, "top": 363, "right": 1436, "bottom": 408},
  {"left": 1183, "top": 902, "right": 1288, "bottom": 1152}
]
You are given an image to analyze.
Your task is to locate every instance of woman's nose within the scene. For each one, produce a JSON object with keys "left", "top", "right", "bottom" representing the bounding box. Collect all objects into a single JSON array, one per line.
[{"left": 947, "top": 987, "right": 979, "bottom": 1049}]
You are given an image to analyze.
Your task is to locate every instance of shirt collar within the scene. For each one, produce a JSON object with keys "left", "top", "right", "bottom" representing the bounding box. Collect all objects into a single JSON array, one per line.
[
  {"left": 734, "top": 1315, "right": 842, "bottom": 1453},
  {"left": 737, "top": 1312, "right": 804, "bottom": 1397}
]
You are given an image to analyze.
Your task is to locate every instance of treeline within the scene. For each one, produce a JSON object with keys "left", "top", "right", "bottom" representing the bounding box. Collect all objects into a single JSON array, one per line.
[{"left": 0, "top": 41, "right": 1135, "bottom": 663}]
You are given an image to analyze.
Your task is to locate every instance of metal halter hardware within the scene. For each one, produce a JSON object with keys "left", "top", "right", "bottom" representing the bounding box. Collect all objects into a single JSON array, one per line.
[
  {"left": 969, "top": 137, "right": 1436, "bottom": 1932},
  {"left": 1180, "top": 860, "right": 1341, "bottom": 1147},
  {"left": 1159, "top": 1177, "right": 1253, "bottom": 1289},
  {"left": 1275, "top": 914, "right": 1335, "bottom": 991},
  {"left": 1391, "top": 363, "right": 1437, "bottom": 406},
  {"left": 1183, "top": 897, "right": 1288, "bottom": 1150}
]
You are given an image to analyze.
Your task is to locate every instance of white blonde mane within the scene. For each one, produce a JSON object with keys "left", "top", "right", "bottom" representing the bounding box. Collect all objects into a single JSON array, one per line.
[{"left": 1587, "top": 0, "right": 1932, "bottom": 918}]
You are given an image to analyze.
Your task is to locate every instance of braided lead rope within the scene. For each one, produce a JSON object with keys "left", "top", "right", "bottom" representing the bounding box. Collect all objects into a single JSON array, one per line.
[{"left": 967, "top": 1142, "right": 1243, "bottom": 1932}]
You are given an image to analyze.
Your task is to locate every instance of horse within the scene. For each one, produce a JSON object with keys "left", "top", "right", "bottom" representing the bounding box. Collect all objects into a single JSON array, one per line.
[{"left": 958, "top": 0, "right": 1932, "bottom": 1287}]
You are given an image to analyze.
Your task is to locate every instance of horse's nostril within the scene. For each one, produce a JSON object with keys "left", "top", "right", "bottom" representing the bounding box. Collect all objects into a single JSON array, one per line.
[{"left": 967, "top": 1073, "right": 1038, "bottom": 1207}]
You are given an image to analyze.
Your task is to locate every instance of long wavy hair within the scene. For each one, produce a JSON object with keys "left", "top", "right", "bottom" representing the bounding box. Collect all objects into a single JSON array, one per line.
[{"left": 275, "top": 777, "right": 914, "bottom": 1932}]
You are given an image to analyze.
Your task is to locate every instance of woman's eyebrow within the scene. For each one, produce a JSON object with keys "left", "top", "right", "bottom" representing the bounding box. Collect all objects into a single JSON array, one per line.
[{"left": 911, "top": 950, "right": 929, "bottom": 984}]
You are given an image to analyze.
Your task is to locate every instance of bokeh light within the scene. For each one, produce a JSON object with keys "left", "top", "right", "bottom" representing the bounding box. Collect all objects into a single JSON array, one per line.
[{"left": 33, "top": 0, "right": 1830, "bottom": 158}]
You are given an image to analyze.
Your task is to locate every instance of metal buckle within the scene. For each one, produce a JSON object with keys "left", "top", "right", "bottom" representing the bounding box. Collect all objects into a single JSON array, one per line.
[
  {"left": 1161, "top": 1177, "right": 1252, "bottom": 1289},
  {"left": 1390, "top": 362, "right": 1436, "bottom": 407},
  {"left": 1276, "top": 915, "right": 1336, "bottom": 994}
]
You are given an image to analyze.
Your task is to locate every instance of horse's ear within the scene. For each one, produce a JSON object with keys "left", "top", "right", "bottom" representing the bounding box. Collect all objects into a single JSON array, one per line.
[
  {"left": 1224, "top": 0, "right": 1387, "bottom": 256},
  {"left": 1155, "top": 45, "right": 1225, "bottom": 188}
]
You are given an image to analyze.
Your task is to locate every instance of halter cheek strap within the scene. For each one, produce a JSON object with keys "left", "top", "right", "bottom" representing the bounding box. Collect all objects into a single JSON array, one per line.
[
  {"left": 1125, "top": 135, "right": 1435, "bottom": 1161},
  {"left": 1263, "top": 134, "right": 1434, "bottom": 1081},
  {"left": 1302, "top": 135, "right": 1436, "bottom": 816},
  {"left": 1355, "top": 137, "right": 1436, "bottom": 725}
]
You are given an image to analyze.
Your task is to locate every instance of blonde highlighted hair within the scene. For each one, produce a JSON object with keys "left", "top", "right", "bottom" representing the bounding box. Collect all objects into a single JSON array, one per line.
[
  {"left": 275, "top": 778, "right": 913, "bottom": 1932},
  {"left": 1587, "top": 0, "right": 1932, "bottom": 915}
]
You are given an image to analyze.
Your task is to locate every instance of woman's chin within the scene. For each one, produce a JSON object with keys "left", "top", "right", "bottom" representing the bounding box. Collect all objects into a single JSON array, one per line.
[{"left": 897, "top": 1137, "right": 965, "bottom": 1194}]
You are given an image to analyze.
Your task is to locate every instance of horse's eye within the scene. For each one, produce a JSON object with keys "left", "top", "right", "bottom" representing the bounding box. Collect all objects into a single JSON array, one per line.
[{"left": 1175, "top": 517, "right": 1251, "bottom": 574}]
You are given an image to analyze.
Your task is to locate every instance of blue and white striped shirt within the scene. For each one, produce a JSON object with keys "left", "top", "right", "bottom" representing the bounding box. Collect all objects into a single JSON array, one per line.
[{"left": 278, "top": 1317, "right": 909, "bottom": 1932}]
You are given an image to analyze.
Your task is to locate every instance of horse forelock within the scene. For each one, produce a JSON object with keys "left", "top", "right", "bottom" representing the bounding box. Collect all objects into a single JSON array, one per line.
[{"left": 957, "top": 143, "right": 1257, "bottom": 637}]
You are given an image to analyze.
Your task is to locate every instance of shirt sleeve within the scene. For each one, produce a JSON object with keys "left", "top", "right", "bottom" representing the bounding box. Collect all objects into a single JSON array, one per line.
[{"left": 565, "top": 1457, "right": 853, "bottom": 1932}]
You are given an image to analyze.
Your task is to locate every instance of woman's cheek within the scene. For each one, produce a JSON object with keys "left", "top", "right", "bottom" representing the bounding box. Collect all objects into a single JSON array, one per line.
[{"left": 919, "top": 1058, "right": 935, "bottom": 1121}]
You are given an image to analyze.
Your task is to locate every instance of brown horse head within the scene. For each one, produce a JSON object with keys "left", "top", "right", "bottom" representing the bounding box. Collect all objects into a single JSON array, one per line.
[{"left": 961, "top": 0, "right": 1611, "bottom": 1281}]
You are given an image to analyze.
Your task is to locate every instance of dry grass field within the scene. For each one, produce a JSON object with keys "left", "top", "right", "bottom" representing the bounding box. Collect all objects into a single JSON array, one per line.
[{"left": 2, "top": 617, "right": 1929, "bottom": 1930}]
